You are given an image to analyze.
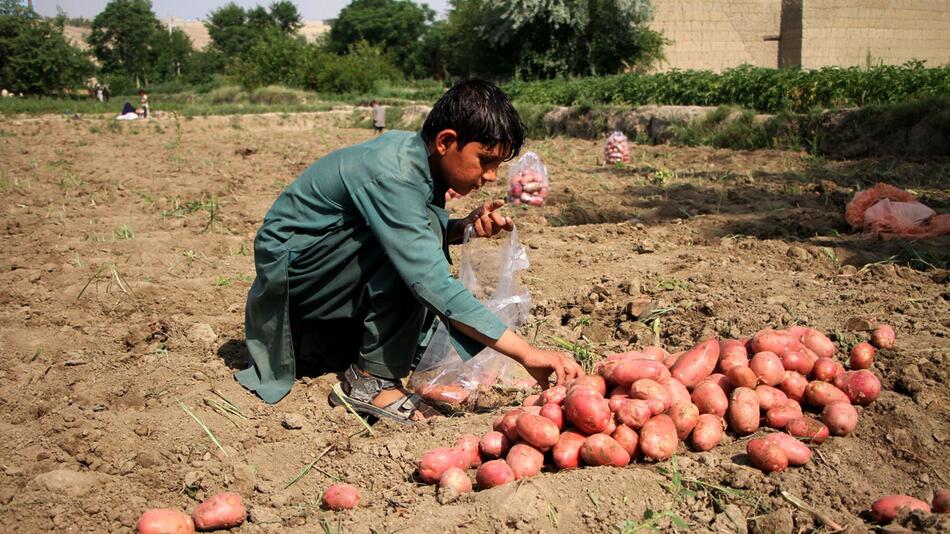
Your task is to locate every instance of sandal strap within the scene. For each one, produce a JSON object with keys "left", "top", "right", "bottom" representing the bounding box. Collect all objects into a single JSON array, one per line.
[
  {"left": 381, "top": 392, "right": 423, "bottom": 417},
  {"left": 343, "top": 364, "right": 402, "bottom": 404}
]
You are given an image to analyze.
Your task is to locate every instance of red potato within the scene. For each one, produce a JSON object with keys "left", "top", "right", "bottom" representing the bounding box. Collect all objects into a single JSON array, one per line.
[
  {"left": 727, "top": 387, "right": 760, "bottom": 435},
  {"left": 763, "top": 432, "right": 813, "bottom": 466},
  {"left": 871, "top": 495, "right": 931, "bottom": 523},
  {"left": 870, "top": 325, "right": 896, "bottom": 350},
  {"left": 780, "top": 349, "right": 814, "bottom": 375},
  {"left": 581, "top": 434, "right": 631, "bottom": 467},
  {"left": 933, "top": 489, "right": 950, "bottom": 514},
  {"left": 616, "top": 398, "right": 653, "bottom": 429},
  {"left": 660, "top": 376, "right": 692, "bottom": 408},
  {"left": 842, "top": 370, "right": 881, "bottom": 405},
  {"left": 754, "top": 385, "right": 788, "bottom": 412},
  {"left": 689, "top": 414, "right": 725, "bottom": 451},
  {"left": 786, "top": 325, "right": 809, "bottom": 340},
  {"left": 639, "top": 414, "right": 679, "bottom": 461},
  {"left": 832, "top": 366, "right": 850, "bottom": 391},
  {"left": 849, "top": 342, "right": 875, "bottom": 370},
  {"left": 751, "top": 329, "right": 797, "bottom": 355},
  {"left": 552, "top": 430, "right": 587, "bottom": 469},
  {"left": 611, "top": 359, "right": 671, "bottom": 387},
  {"left": 701, "top": 373, "right": 733, "bottom": 393},
  {"left": 192, "top": 492, "right": 245, "bottom": 531},
  {"left": 564, "top": 389, "right": 611, "bottom": 434},
  {"left": 765, "top": 401, "right": 803, "bottom": 429},
  {"left": 641, "top": 346, "right": 670, "bottom": 362},
  {"left": 631, "top": 379, "right": 672, "bottom": 413},
  {"left": 539, "top": 403, "right": 565, "bottom": 430},
  {"left": 608, "top": 396, "right": 628, "bottom": 413},
  {"left": 322, "top": 484, "right": 361, "bottom": 511},
  {"left": 669, "top": 402, "right": 700, "bottom": 440},
  {"left": 522, "top": 394, "right": 541, "bottom": 407},
  {"left": 601, "top": 418, "right": 617, "bottom": 436},
  {"left": 418, "top": 447, "right": 469, "bottom": 484},
  {"left": 499, "top": 409, "right": 526, "bottom": 441},
  {"left": 137, "top": 509, "right": 195, "bottom": 534},
  {"left": 516, "top": 413, "right": 560, "bottom": 450},
  {"left": 786, "top": 416, "right": 829, "bottom": 444},
  {"left": 821, "top": 402, "right": 858, "bottom": 436},
  {"left": 479, "top": 431, "right": 512, "bottom": 459},
  {"left": 750, "top": 351, "right": 785, "bottom": 386},
  {"left": 568, "top": 375, "right": 607, "bottom": 396},
  {"left": 476, "top": 459, "right": 515, "bottom": 489},
  {"left": 455, "top": 435, "right": 481, "bottom": 468},
  {"left": 802, "top": 328, "right": 836, "bottom": 358},
  {"left": 804, "top": 381, "right": 850, "bottom": 408},
  {"left": 746, "top": 438, "right": 788, "bottom": 473},
  {"left": 438, "top": 467, "right": 472, "bottom": 500},
  {"left": 523, "top": 406, "right": 542, "bottom": 416},
  {"left": 669, "top": 338, "right": 720, "bottom": 388},
  {"left": 664, "top": 351, "right": 682, "bottom": 369},
  {"left": 539, "top": 385, "right": 567, "bottom": 406},
  {"left": 691, "top": 381, "right": 729, "bottom": 417},
  {"left": 718, "top": 339, "right": 749, "bottom": 371},
  {"left": 726, "top": 366, "right": 758, "bottom": 389},
  {"left": 779, "top": 371, "right": 808, "bottom": 402},
  {"left": 608, "top": 384, "right": 630, "bottom": 399},
  {"left": 506, "top": 444, "right": 544, "bottom": 480},
  {"left": 612, "top": 424, "right": 640, "bottom": 456}
]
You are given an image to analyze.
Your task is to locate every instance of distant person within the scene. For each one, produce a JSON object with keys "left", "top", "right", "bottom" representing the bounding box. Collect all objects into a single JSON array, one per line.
[
  {"left": 102, "top": 85, "right": 110, "bottom": 102},
  {"left": 115, "top": 102, "right": 139, "bottom": 120},
  {"left": 96, "top": 85, "right": 104, "bottom": 102},
  {"left": 371, "top": 100, "right": 385, "bottom": 134},
  {"left": 121, "top": 102, "right": 135, "bottom": 115},
  {"left": 139, "top": 89, "right": 150, "bottom": 118}
]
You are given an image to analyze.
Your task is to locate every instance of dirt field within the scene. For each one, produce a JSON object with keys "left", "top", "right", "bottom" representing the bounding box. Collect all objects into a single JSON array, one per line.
[{"left": 0, "top": 111, "right": 948, "bottom": 533}]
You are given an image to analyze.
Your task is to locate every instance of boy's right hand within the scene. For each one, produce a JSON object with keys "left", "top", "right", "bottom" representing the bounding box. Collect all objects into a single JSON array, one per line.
[
  {"left": 517, "top": 348, "right": 584, "bottom": 389},
  {"left": 468, "top": 199, "right": 514, "bottom": 238}
]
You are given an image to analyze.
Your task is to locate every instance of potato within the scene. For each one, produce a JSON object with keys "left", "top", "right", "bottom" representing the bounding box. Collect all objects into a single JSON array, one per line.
[
  {"left": 804, "top": 381, "right": 850, "bottom": 408},
  {"left": 821, "top": 401, "right": 858, "bottom": 436},
  {"left": 639, "top": 414, "right": 678, "bottom": 461},
  {"left": 933, "top": 489, "right": 950, "bottom": 514},
  {"left": 749, "top": 351, "right": 785, "bottom": 386},
  {"left": 192, "top": 492, "right": 245, "bottom": 531},
  {"left": 455, "top": 434, "right": 482, "bottom": 468},
  {"left": 751, "top": 329, "right": 797, "bottom": 355},
  {"left": 612, "top": 424, "right": 640, "bottom": 456},
  {"left": 552, "top": 430, "right": 587, "bottom": 469},
  {"left": 726, "top": 387, "right": 760, "bottom": 435},
  {"left": 669, "top": 402, "right": 699, "bottom": 440},
  {"left": 568, "top": 375, "right": 607, "bottom": 396},
  {"left": 601, "top": 417, "right": 617, "bottom": 436},
  {"left": 539, "top": 385, "right": 568, "bottom": 406},
  {"left": 746, "top": 438, "right": 788, "bottom": 473},
  {"left": 871, "top": 495, "right": 931, "bottom": 523},
  {"left": 437, "top": 467, "right": 472, "bottom": 502},
  {"left": 842, "top": 369, "right": 881, "bottom": 405},
  {"left": 322, "top": 484, "right": 361, "bottom": 510},
  {"left": 689, "top": 414, "right": 725, "bottom": 451},
  {"left": 849, "top": 342, "right": 875, "bottom": 370},
  {"left": 718, "top": 339, "right": 749, "bottom": 372},
  {"left": 418, "top": 447, "right": 469, "bottom": 484},
  {"left": 522, "top": 394, "right": 541, "bottom": 407},
  {"left": 669, "top": 338, "right": 720, "bottom": 388},
  {"left": 701, "top": 373, "right": 732, "bottom": 393},
  {"left": 539, "top": 403, "right": 565, "bottom": 430},
  {"left": 608, "top": 395, "right": 628, "bottom": 413},
  {"left": 137, "top": 509, "right": 195, "bottom": 534},
  {"left": 779, "top": 371, "right": 808, "bottom": 402},
  {"left": 564, "top": 388, "right": 611, "bottom": 434},
  {"left": 659, "top": 376, "right": 692, "bottom": 407},
  {"left": 870, "top": 324, "right": 896, "bottom": 350},
  {"left": 691, "top": 381, "right": 729, "bottom": 417},
  {"left": 832, "top": 366, "right": 850, "bottom": 391},
  {"left": 786, "top": 416, "right": 829, "bottom": 444},
  {"left": 581, "top": 434, "right": 630, "bottom": 467},
  {"left": 506, "top": 444, "right": 544, "bottom": 480},
  {"left": 611, "top": 359, "right": 670, "bottom": 387},
  {"left": 802, "top": 328, "right": 836, "bottom": 358},
  {"left": 516, "top": 413, "right": 560, "bottom": 449},
  {"left": 499, "top": 409, "right": 526, "bottom": 441},
  {"left": 726, "top": 366, "right": 757, "bottom": 389},
  {"left": 523, "top": 406, "right": 542, "bottom": 416},
  {"left": 754, "top": 385, "right": 788, "bottom": 412},
  {"left": 780, "top": 349, "right": 814, "bottom": 375},
  {"left": 476, "top": 459, "right": 515, "bottom": 489},
  {"left": 631, "top": 379, "right": 672, "bottom": 413},
  {"left": 641, "top": 345, "right": 670, "bottom": 362},
  {"left": 764, "top": 401, "right": 802, "bottom": 429},
  {"left": 763, "top": 432, "right": 812, "bottom": 466},
  {"left": 664, "top": 350, "right": 682, "bottom": 369},
  {"left": 479, "top": 431, "right": 512, "bottom": 459},
  {"left": 615, "top": 398, "right": 653, "bottom": 429}
]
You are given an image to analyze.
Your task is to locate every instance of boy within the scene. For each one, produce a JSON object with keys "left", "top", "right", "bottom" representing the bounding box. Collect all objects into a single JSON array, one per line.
[
  {"left": 371, "top": 100, "right": 385, "bottom": 134},
  {"left": 237, "top": 80, "right": 583, "bottom": 421}
]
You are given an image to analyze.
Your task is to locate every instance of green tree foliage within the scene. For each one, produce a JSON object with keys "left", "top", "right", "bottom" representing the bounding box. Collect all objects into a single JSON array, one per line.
[
  {"left": 153, "top": 27, "right": 194, "bottom": 81},
  {"left": 206, "top": 1, "right": 302, "bottom": 58},
  {"left": 300, "top": 41, "right": 402, "bottom": 93},
  {"left": 0, "top": 0, "right": 94, "bottom": 93},
  {"left": 87, "top": 0, "right": 166, "bottom": 84},
  {"left": 327, "top": 0, "right": 435, "bottom": 78},
  {"left": 230, "top": 29, "right": 308, "bottom": 89}
]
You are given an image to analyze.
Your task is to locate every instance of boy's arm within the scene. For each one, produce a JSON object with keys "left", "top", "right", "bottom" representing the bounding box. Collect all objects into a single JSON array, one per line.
[{"left": 448, "top": 199, "right": 513, "bottom": 244}]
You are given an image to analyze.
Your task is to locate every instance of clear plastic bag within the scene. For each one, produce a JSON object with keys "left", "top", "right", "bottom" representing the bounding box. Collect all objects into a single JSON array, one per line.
[
  {"left": 604, "top": 131, "right": 630, "bottom": 165},
  {"left": 410, "top": 225, "right": 535, "bottom": 412},
  {"left": 506, "top": 152, "right": 549, "bottom": 207}
]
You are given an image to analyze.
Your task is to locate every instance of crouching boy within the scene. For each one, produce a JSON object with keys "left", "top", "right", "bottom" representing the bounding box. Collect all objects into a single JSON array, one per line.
[{"left": 237, "top": 79, "right": 583, "bottom": 421}]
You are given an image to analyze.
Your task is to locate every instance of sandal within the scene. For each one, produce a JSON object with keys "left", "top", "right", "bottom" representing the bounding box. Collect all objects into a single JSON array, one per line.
[{"left": 328, "top": 365, "right": 430, "bottom": 424}]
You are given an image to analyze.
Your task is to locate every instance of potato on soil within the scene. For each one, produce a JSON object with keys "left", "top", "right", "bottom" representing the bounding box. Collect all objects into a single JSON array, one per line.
[
  {"left": 751, "top": 329, "right": 796, "bottom": 355},
  {"left": 691, "top": 381, "right": 728, "bottom": 417},
  {"left": 631, "top": 379, "right": 672, "bottom": 413},
  {"left": 746, "top": 438, "right": 788, "bottom": 473},
  {"left": 506, "top": 443, "right": 544, "bottom": 480},
  {"left": 479, "top": 431, "right": 512, "bottom": 459},
  {"left": 668, "top": 402, "right": 699, "bottom": 440},
  {"left": 322, "top": 484, "right": 361, "bottom": 510},
  {"left": 933, "top": 489, "right": 950, "bottom": 514},
  {"left": 476, "top": 459, "right": 515, "bottom": 489},
  {"left": 870, "top": 324, "right": 896, "bottom": 350},
  {"left": 615, "top": 398, "right": 653, "bottom": 429},
  {"left": 564, "top": 388, "right": 611, "bottom": 434},
  {"left": 802, "top": 328, "right": 836, "bottom": 358},
  {"left": 786, "top": 416, "right": 829, "bottom": 444},
  {"left": 821, "top": 401, "right": 858, "bottom": 436},
  {"left": 192, "top": 492, "right": 245, "bottom": 531},
  {"left": 455, "top": 434, "right": 481, "bottom": 468},
  {"left": 726, "top": 387, "right": 760, "bottom": 435},
  {"left": 437, "top": 467, "right": 472, "bottom": 503},
  {"left": 810, "top": 357, "right": 838, "bottom": 382},
  {"left": 137, "top": 509, "right": 195, "bottom": 534},
  {"left": 539, "top": 385, "right": 567, "bottom": 406},
  {"left": 499, "top": 409, "right": 526, "bottom": 441},
  {"left": 763, "top": 432, "right": 812, "bottom": 466},
  {"left": 689, "top": 414, "right": 724, "bottom": 451},
  {"left": 516, "top": 413, "right": 560, "bottom": 449},
  {"left": 552, "top": 430, "right": 587, "bottom": 469},
  {"left": 581, "top": 434, "right": 630, "bottom": 467},
  {"left": 568, "top": 375, "right": 607, "bottom": 396},
  {"left": 718, "top": 339, "right": 748, "bottom": 372},
  {"left": 669, "top": 338, "right": 720, "bottom": 388},
  {"left": 841, "top": 369, "right": 881, "bottom": 405},
  {"left": 779, "top": 371, "right": 808, "bottom": 402},
  {"left": 871, "top": 495, "right": 931, "bottom": 523},
  {"left": 418, "top": 447, "right": 469, "bottom": 484},
  {"left": 639, "top": 414, "right": 678, "bottom": 461},
  {"left": 849, "top": 342, "right": 875, "bottom": 370},
  {"left": 780, "top": 349, "right": 814, "bottom": 375},
  {"left": 754, "top": 385, "right": 788, "bottom": 412},
  {"left": 749, "top": 351, "right": 784, "bottom": 386},
  {"left": 764, "top": 401, "right": 802, "bottom": 429},
  {"left": 612, "top": 424, "right": 640, "bottom": 456},
  {"left": 726, "top": 366, "right": 757, "bottom": 389},
  {"left": 804, "top": 380, "right": 850, "bottom": 408},
  {"left": 610, "top": 359, "right": 670, "bottom": 387},
  {"left": 539, "top": 403, "right": 565, "bottom": 430},
  {"left": 659, "top": 376, "right": 692, "bottom": 407},
  {"left": 522, "top": 394, "right": 541, "bottom": 407}
]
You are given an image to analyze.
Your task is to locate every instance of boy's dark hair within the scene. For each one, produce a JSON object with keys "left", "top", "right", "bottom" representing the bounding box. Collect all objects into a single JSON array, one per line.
[{"left": 422, "top": 79, "right": 525, "bottom": 161}]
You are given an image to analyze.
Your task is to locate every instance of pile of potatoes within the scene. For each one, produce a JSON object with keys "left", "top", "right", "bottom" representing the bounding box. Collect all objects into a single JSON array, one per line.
[
  {"left": 137, "top": 492, "right": 245, "bottom": 534},
  {"left": 507, "top": 166, "right": 548, "bottom": 207},
  {"left": 416, "top": 324, "right": 896, "bottom": 500},
  {"left": 604, "top": 131, "right": 630, "bottom": 165}
]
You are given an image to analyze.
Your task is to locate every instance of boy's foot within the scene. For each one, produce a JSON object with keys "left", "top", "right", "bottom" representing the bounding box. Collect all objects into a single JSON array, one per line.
[{"left": 329, "top": 365, "right": 438, "bottom": 423}]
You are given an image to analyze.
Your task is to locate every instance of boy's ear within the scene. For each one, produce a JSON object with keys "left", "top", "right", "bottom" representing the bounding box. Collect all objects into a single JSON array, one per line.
[{"left": 433, "top": 129, "right": 458, "bottom": 156}]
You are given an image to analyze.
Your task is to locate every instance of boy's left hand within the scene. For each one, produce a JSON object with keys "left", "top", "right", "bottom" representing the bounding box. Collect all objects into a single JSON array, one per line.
[{"left": 468, "top": 199, "right": 514, "bottom": 238}]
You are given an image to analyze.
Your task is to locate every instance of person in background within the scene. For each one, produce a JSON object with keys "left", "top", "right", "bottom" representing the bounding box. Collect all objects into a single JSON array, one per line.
[
  {"left": 371, "top": 100, "right": 385, "bottom": 134},
  {"left": 96, "top": 85, "right": 104, "bottom": 102},
  {"left": 139, "top": 89, "right": 150, "bottom": 118}
]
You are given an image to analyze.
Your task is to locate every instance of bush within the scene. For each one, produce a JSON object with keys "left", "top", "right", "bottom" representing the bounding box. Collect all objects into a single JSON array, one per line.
[
  {"left": 208, "top": 85, "right": 243, "bottom": 104},
  {"left": 250, "top": 85, "right": 306, "bottom": 105},
  {"left": 300, "top": 42, "right": 401, "bottom": 94}
]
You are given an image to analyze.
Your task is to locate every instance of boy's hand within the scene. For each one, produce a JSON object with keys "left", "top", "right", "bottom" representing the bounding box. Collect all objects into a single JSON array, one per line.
[
  {"left": 468, "top": 199, "right": 514, "bottom": 238},
  {"left": 518, "top": 349, "right": 585, "bottom": 389}
]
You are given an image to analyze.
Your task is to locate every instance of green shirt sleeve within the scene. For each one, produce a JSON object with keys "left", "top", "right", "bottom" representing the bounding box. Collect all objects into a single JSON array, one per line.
[{"left": 346, "top": 173, "right": 507, "bottom": 350}]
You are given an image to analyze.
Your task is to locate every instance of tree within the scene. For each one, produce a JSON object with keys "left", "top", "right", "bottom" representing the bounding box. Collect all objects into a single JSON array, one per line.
[
  {"left": 269, "top": 1, "right": 302, "bottom": 33},
  {"left": 327, "top": 0, "right": 435, "bottom": 77},
  {"left": 153, "top": 27, "right": 193, "bottom": 80},
  {"left": 87, "top": 0, "right": 165, "bottom": 85},
  {"left": 207, "top": 1, "right": 302, "bottom": 58}
]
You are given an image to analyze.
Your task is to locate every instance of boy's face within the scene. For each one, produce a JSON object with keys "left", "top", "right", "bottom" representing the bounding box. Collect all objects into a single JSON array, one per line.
[{"left": 431, "top": 130, "right": 507, "bottom": 196}]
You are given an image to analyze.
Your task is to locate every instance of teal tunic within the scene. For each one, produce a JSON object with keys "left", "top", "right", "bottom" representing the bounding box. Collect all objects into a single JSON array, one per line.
[{"left": 237, "top": 131, "right": 508, "bottom": 404}]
